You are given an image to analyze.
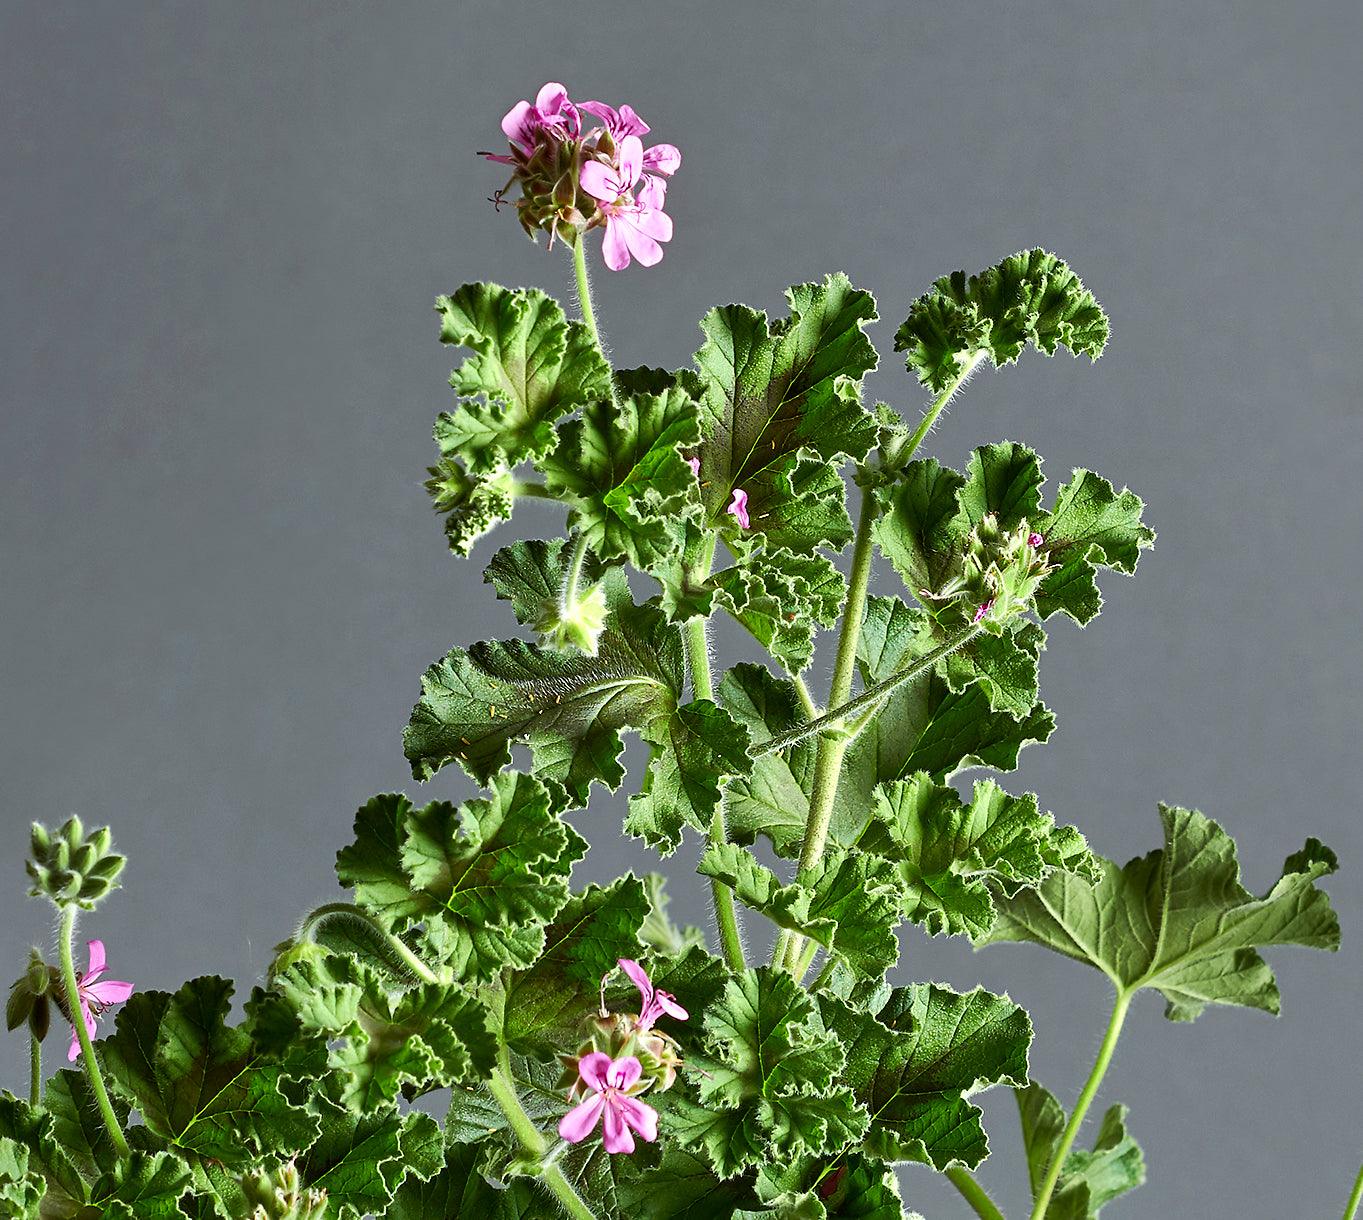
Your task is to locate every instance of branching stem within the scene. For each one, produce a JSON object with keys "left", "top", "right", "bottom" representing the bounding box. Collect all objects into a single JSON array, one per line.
[
  {"left": 560, "top": 532, "right": 592, "bottom": 615},
  {"left": 946, "top": 1167, "right": 1007, "bottom": 1220},
  {"left": 57, "top": 905, "right": 130, "bottom": 1158}
]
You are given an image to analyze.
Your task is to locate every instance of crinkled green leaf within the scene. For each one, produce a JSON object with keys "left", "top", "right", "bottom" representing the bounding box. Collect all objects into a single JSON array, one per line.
[
  {"left": 1034, "top": 470, "right": 1155, "bottom": 624},
  {"left": 404, "top": 596, "right": 683, "bottom": 802},
  {"left": 672, "top": 968, "right": 867, "bottom": 1178},
  {"left": 101, "top": 976, "right": 318, "bottom": 1164},
  {"left": 44, "top": 1068, "right": 130, "bottom": 1180},
  {"left": 0, "top": 1092, "right": 85, "bottom": 1206},
  {"left": 819, "top": 984, "right": 1032, "bottom": 1169},
  {"left": 484, "top": 537, "right": 620, "bottom": 629},
  {"left": 424, "top": 460, "right": 515, "bottom": 557},
  {"left": 753, "top": 1155, "right": 914, "bottom": 1220},
  {"left": 387, "top": 1139, "right": 540, "bottom": 1220},
  {"left": 433, "top": 283, "right": 611, "bottom": 471},
  {"left": 895, "top": 249, "right": 1108, "bottom": 393},
  {"left": 853, "top": 775, "right": 1097, "bottom": 941},
  {"left": 1017, "top": 1082, "right": 1144, "bottom": 1219},
  {"left": 543, "top": 373, "right": 704, "bottom": 569},
  {"left": 982, "top": 805, "right": 1341, "bottom": 1020},
  {"left": 627, "top": 700, "right": 753, "bottom": 854},
  {"left": 0, "top": 1136, "right": 43, "bottom": 1218},
  {"left": 699, "top": 843, "right": 900, "bottom": 979},
  {"left": 638, "top": 873, "right": 708, "bottom": 956},
  {"left": 503, "top": 877, "right": 649, "bottom": 1054},
  {"left": 92, "top": 1150, "right": 192, "bottom": 1220}
]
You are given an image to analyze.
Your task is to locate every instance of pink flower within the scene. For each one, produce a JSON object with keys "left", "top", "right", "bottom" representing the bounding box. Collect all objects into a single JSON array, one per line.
[
  {"left": 580, "top": 100, "right": 682, "bottom": 177},
  {"left": 66, "top": 940, "right": 133, "bottom": 1061},
  {"left": 485, "top": 81, "right": 582, "bottom": 163},
  {"left": 618, "top": 958, "right": 689, "bottom": 1030},
  {"left": 727, "top": 489, "right": 750, "bottom": 530},
  {"left": 558, "top": 1052, "right": 659, "bottom": 1154},
  {"left": 686, "top": 457, "right": 701, "bottom": 477},
  {"left": 1027, "top": 532, "right": 1044, "bottom": 548},
  {"left": 579, "top": 136, "right": 674, "bottom": 271},
  {"left": 972, "top": 598, "right": 995, "bottom": 624}
]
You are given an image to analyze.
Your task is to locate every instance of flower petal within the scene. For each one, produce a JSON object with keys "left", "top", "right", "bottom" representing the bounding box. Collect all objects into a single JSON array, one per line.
[
  {"left": 601, "top": 1100, "right": 636, "bottom": 1154},
  {"left": 86, "top": 979, "right": 134, "bottom": 1005},
  {"left": 577, "top": 1051, "right": 614, "bottom": 1092},
  {"left": 617, "top": 958, "right": 654, "bottom": 1005},
  {"left": 656, "top": 991, "right": 689, "bottom": 1021},
  {"left": 535, "top": 82, "right": 571, "bottom": 115},
  {"left": 616, "top": 136, "right": 644, "bottom": 188},
  {"left": 606, "top": 1055, "right": 643, "bottom": 1092},
  {"left": 68, "top": 1025, "right": 81, "bottom": 1062},
  {"left": 615, "top": 1093, "right": 659, "bottom": 1143},
  {"left": 578, "top": 160, "right": 621, "bottom": 204},
  {"left": 500, "top": 100, "right": 537, "bottom": 152},
  {"left": 558, "top": 1094, "right": 606, "bottom": 1144},
  {"left": 579, "top": 100, "right": 618, "bottom": 128},
  {"left": 728, "top": 489, "right": 751, "bottom": 529},
  {"left": 632, "top": 205, "right": 673, "bottom": 243},
  {"left": 85, "top": 940, "right": 107, "bottom": 981},
  {"left": 642, "top": 143, "right": 681, "bottom": 176},
  {"left": 601, "top": 220, "right": 631, "bottom": 271},
  {"left": 620, "top": 218, "right": 664, "bottom": 268},
  {"left": 614, "top": 104, "right": 650, "bottom": 137}
]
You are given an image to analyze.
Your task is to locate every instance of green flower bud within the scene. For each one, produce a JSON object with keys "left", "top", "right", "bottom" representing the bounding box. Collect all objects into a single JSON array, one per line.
[
  {"left": 26, "top": 817, "right": 126, "bottom": 910},
  {"left": 534, "top": 580, "right": 608, "bottom": 655},
  {"left": 6, "top": 949, "right": 54, "bottom": 1040},
  {"left": 241, "top": 1161, "right": 328, "bottom": 1220},
  {"left": 926, "top": 514, "right": 1051, "bottom": 630}
]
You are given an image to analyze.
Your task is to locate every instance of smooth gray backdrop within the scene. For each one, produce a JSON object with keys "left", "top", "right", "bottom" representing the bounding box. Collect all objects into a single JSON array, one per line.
[{"left": 3, "top": 3, "right": 1360, "bottom": 1217}]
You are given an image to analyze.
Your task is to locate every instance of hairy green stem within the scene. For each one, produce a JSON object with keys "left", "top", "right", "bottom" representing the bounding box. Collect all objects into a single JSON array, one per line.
[
  {"left": 1343, "top": 1162, "right": 1363, "bottom": 1220},
  {"left": 58, "top": 906, "right": 130, "bottom": 1158},
  {"left": 793, "top": 674, "right": 820, "bottom": 720},
  {"left": 900, "top": 348, "right": 988, "bottom": 459},
  {"left": 946, "top": 1167, "right": 1007, "bottom": 1220},
  {"left": 793, "top": 938, "right": 821, "bottom": 981},
  {"left": 805, "top": 952, "right": 836, "bottom": 993},
  {"left": 755, "top": 623, "right": 983, "bottom": 759},
  {"left": 487, "top": 1060, "right": 598, "bottom": 1220},
  {"left": 1029, "top": 989, "right": 1132, "bottom": 1220},
  {"left": 512, "top": 478, "right": 557, "bottom": 500},
  {"left": 297, "top": 903, "right": 440, "bottom": 985},
  {"left": 29, "top": 1033, "right": 41, "bottom": 1107},
  {"left": 571, "top": 238, "right": 603, "bottom": 353},
  {"left": 560, "top": 532, "right": 592, "bottom": 615}
]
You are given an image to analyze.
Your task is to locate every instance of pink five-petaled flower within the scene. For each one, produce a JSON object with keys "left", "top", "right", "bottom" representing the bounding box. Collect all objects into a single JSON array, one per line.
[
  {"left": 1027, "top": 532, "right": 1044, "bottom": 548},
  {"left": 66, "top": 940, "right": 133, "bottom": 1062},
  {"left": 727, "top": 488, "right": 751, "bottom": 530},
  {"left": 618, "top": 957, "right": 689, "bottom": 1030},
  {"left": 558, "top": 1052, "right": 659, "bottom": 1154},
  {"left": 579, "top": 135, "right": 674, "bottom": 271},
  {"left": 485, "top": 81, "right": 582, "bottom": 163},
  {"left": 579, "top": 100, "right": 682, "bottom": 177}
]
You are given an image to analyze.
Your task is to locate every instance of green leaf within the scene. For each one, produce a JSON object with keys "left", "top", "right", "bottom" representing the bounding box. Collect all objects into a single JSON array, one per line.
[
  {"left": 895, "top": 249, "right": 1108, "bottom": 393},
  {"left": 387, "top": 1140, "right": 540, "bottom": 1220},
  {"left": 699, "top": 843, "right": 901, "bottom": 979},
  {"left": 0, "top": 1093, "right": 85, "bottom": 1206},
  {"left": 91, "top": 1150, "right": 192, "bottom": 1220},
  {"left": 627, "top": 700, "right": 753, "bottom": 854},
  {"left": 610, "top": 1145, "right": 757, "bottom": 1220},
  {"left": 484, "top": 537, "right": 621, "bottom": 629},
  {"left": 753, "top": 1155, "right": 914, "bottom": 1220},
  {"left": 820, "top": 983, "right": 1032, "bottom": 1169},
  {"left": 692, "top": 275, "right": 877, "bottom": 546},
  {"left": 0, "top": 1136, "right": 43, "bottom": 1218},
  {"left": 335, "top": 775, "right": 585, "bottom": 983},
  {"left": 433, "top": 283, "right": 611, "bottom": 472},
  {"left": 543, "top": 373, "right": 704, "bottom": 570},
  {"left": 1033, "top": 470, "right": 1155, "bottom": 624},
  {"left": 981, "top": 805, "right": 1341, "bottom": 1020},
  {"left": 638, "top": 873, "right": 708, "bottom": 956},
  {"left": 854, "top": 775, "right": 1096, "bottom": 941},
  {"left": 44, "top": 1068, "right": 130, "bottom": 1179},
  {"left": 404, "top": 597, "right": 683, "bottom": 802},
  {"left": 295, "top": 1101, "right": 441, "bottom": 1218},
  {"left": 1017, "top": 1082, "right": 1144, "bottom": 1219},
  {"left": 672, "top": 968, "right": 867, "bottom": 1178},
  {"left": 424, "top": 460, "right": 516, "bottom": 557},
  {"left": 503, "top": 877, "right": 650, "bottom": 1054}
]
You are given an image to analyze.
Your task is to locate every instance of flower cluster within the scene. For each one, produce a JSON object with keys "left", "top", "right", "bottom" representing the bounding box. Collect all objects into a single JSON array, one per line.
[
  {"left": 482, "top": 82, "right": 681, "bottom": 270},
  {"left": 557, "top": 958, "right": 687, "bottom": 1154},
  {"left": 925, "top": 514, "right": 1052, "bottom": 628}
]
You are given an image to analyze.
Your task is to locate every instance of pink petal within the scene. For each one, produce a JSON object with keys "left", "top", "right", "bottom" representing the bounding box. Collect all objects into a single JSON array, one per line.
[
  {"left": 481, "top": 152, "right": 517, "bottom": 166},
  {"left": 642, "top": 143, "right": 681, "bottom": 175},
  {"left": 620, "top": 218, "right": 664, "bottom": 268},
  {"left": 578, "top": 159, "right": 621, "bottom": 204},
  {"left": 500, "top": 100, "right": 537, "bottom": 153},
  {"left": 686, "top": 457, "right": 701, "bottom": 477},
  {"left": 657, "top": 992, "right": 689, "bottom": 1021},
  {"left": 535, "top": 82, "right": 571, "bottom": 115},
  {"left": 728, "top": 489, "right": 750, "bottom": 529},
  {"left": 85, "top": 940, "right": 107, "bottom": 980},
  {"left": 558, "top": 1094, "right": 605, "bottom": 1144},
  {"left": 615, "top": 1094, "right": 659, "bottom": 1143},
  {"left": 601, "top": 220, "right": 631, "bottom": 271},
  {"left": 68, "top": 1026, "right": 82, "bottom": 1062},
  {"left": 606, "top": 1055, "right": 643, "bottom": 1092},
  {"left": 631, "top": 205, "right": 673, "bottom": 243},
  {"left": 617, "top": 958, "right": 653, "bottom": 1004},
  {"left": 613, "top": 104, "right": 650, "bottom": 137},
  {"left": 601, "top": 1100, "right": 636, "bottom": 1154},
  {"left": 616, "top": 136, "right": 644, "bottom": 188},
  {"left": 86, "top": 979, "right": 134, "bottom": 1005},
  {"left": 636, "top": 175, "right": 667, "bottom": 211},
  {"left": 577, "top": 1051, "right": 614, "bottom": 1093},
  {"left": 579, "top": 100, "right": 618, "bottom": 128}
]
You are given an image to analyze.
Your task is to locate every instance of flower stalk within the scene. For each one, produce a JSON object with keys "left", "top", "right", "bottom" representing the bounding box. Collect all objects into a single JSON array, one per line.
[{"left": 946, "top": 1167, "right": 1007, "bottom": 1220}]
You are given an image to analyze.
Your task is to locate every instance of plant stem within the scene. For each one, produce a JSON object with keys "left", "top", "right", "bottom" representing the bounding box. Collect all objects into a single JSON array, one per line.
[
  {"left": 572, "top": 238, "right": 603, "bottom": 353},
  {"left": 805, "top": 952, "right": 836, "bottom": 993},
  {"left": 793, "top": 674, "right": 820, "bottom": 720},
  {"left": 900, "top": 348, "right": 988, "bottom": 460},
  {"left": 1029, "top": 988, "right": 1132, "bottom": 1220},
  {"left": 560, "top": 532, "right": 592, "bottom": 614},
  {"left": 29, "top": 1033, "right": 41, "bottom": 1107},
  {"left": 1343, "top": 1161, "right": 1363, "bottom": 1220},
  {"left": 512, "top": 478, "right": 557, "bottom": 500},
  {"left": 57, "top": 906, "right": 130, "bottom": 1158},
  {"left": 297, "top": 903, "right": 440, "bottom": 984},
  {"left": 946, "top": 1167, "right": 1007, "bottom": 1220},
  {"left": 486, "top": 1059, "right": 598, "bottom": 1220}
]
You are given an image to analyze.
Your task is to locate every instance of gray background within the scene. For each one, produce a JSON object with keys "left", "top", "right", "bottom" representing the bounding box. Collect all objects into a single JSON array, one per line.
[{"left": 2, "top": 3, "right": 1360, "bottom": 1216}]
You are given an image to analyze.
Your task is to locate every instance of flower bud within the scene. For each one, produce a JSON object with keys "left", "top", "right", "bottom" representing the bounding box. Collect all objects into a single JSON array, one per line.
[
  {"left": 241, "top": 1161, "right": 328, "bottom": 1220},
  {"left": 6, "top": 949, "right": 54, "bottom": 1041},
  {"left": 558, "top": 1011, "right": 683, "bottom": 1097},
  {"left": 925, "top": 514, "right": 1051, "bottom": 630},
  {"left": 26, "top": 816, "right": 126, "bottom": 910}
]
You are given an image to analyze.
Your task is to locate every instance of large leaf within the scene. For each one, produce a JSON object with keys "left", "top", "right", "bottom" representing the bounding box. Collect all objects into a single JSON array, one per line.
[
  {"left": 295, "top": 1101, "right": 441, "bottom": 1218},
  {"left": 894, "top": 249, "right": 1108, "bottom": 393},
  {"left": 981, "top": 805, "right": 1341, "bottom": 1019},
  {"left": 433, "top": 282, "right": 612, "bottom": 472},
  {"left": 101, "top": 976, "right": 318, "bottom": 1164},
  {"left": 819, "top": 984, "right": 1032, "bottom": 1169},
  {"left": 1017, "top": 1081, "right": 1145, "bottom": 1219},
  {"left": 387, "top": 1139, "right": 540, "bottom": 1219},
  {"left": 0, "top": 1136, "right": 43, "bottom": 1219}
]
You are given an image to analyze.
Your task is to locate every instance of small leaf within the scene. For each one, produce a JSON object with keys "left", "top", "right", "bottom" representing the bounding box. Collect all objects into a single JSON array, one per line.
[
  {"left": 982, "top": 805, "right": 1340, "bottom": 1020},
  {"left": 484, "top": 537, "right": 620, "bottom": 628},
  {"left": 424, "top": 460, "right": 516, "bottom": 557}
]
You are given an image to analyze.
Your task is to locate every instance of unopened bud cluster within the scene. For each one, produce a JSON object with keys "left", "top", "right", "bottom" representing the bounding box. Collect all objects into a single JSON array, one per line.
[
  {"left": 241, "top": 1162, "right": 327, "bottom": 1220},
  {"left": 26, "top": 816, "right": 125, "bottom": 910},
  {"left": 929, "top": 514, "right": 1051, "bottom": 629}
]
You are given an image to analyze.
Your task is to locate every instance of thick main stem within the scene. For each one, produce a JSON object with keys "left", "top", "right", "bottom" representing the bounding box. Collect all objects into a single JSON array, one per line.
[
  {"left": 1343, "top": 1162, "right": 1363, "bottom": 1220},
  {"left": 487, "top": 1060, "right": 598, "bottom": 1220},
  {"left": 1029, "top": 989, "right": 1132, "bottom": 1220},
  {"left": 946, "top": 1167, "right": 1007, "bottom": 1220},
  {"left": 58, "top": 906, "right": 130, "bottom": 1158}
]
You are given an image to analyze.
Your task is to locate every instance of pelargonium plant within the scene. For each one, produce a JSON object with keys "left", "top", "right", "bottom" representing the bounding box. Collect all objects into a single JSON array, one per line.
[{"left": 2, "top": 81, "right": 1354, "bottom": 1220}]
